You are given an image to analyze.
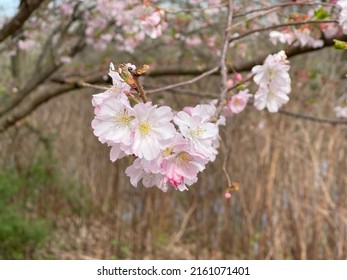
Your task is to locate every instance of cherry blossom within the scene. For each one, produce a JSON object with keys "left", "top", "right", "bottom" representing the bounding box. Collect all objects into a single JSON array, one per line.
[
  {"left": 337, "top": 0, "right": 347, "bottom": 34},
  {"left": 60, "top": 3, "right": 74, "bottom": 16},
  {"left": 335, "top": 106, "right": 347, "bottom": 118},
  {"left": 224, "top": 89, "right": 252, "bottom": 115},
  {"left": 140, "top": 11, "right": 165, "bottom": 39},
  {"left": 270, "top": 28, "right": 323, "bottom": 48},
  {"left": 269, "top": 30, "right": 295, "bottom": 45},
  {"left": 125, "top": 158, "right": 167, "bottom": 190},
  {"left": 92, "top": 98, "right": 135, "bottom": 145},
  {"left": 174, "top": 106, "right": 219, "bottom": 160},
  {"left": 92, "top": 63, "right": 130, "bottom": 114},
  {"left": 252, "top": 51, "right": 291, "bottom": 113},
  {"left": 132, "top": 102, "right": 176, "bottom": 161},
  {"left": 159, "top": 135, "right": 208, "bottom": 190}
]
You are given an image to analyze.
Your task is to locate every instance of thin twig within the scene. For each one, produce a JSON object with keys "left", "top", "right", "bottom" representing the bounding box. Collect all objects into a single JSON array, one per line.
[
  {"left": 228, "top": 7, "right": 281, "bottom": 31},
  {"left": 216, "top": 0, "right": 234, "bottom": 115},
  {"left": 222, "top": 148, "right": 232, "bottom": 188},
  {"left": 229, "top": 19, "right": 339, "bottom": 43},
  {"left": 146, "top": 66, "right": 219, "bottom": 94},
  {"left": 234, "top": 1, "right": 338, "bottom": 19},
  {"left": 278, "top": 109, "right": 347, "bottom": 125}
]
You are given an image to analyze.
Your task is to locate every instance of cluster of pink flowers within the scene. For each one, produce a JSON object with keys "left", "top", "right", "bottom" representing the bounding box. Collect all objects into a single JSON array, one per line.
[
  {"left": 84, "top": 0, "right": 167, "bottom": 52},
  {"left": 269, "top": 27, "right": 324, "bottom": 49},
  {"left": 252, "top": 51, "right": 291, "bottom": 113},
  {"left": 92, "top": 63, "right": 223, "bottom": 192}
]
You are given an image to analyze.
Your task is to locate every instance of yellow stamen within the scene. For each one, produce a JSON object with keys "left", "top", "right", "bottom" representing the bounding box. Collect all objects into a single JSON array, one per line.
[{"left": 139, "top": 122, "right": 152, "bottom": 136}]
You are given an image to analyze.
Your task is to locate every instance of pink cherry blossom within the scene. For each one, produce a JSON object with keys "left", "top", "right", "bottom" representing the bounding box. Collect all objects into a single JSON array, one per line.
[
  {"left": 174, "top": 108, "right": 219, "bottom": 159},
  {"left": 60, "top": 56, "right": 72, "bottom": 64},
  {"left": 92, "top": 98, "right": 135, "bottom": 145},
  {"left": 226, "top": 79, "right": 234, "bottom": 89},
  {"left": 141, "top": 11, "right": 164, "bottom": 39},
  {"left": 335, "top": 106, "right": 347, "bottom": 118},
  {"left": 125, "top": 158, "right": 167, "bottom": 191},
  {"left": 92, "top": 63, "right": 130, "bottom": 114},
  {"left": 337, "top": 0, "right": 347, "bottom": 34},
  {"left": 18, "top": 39, "right": 35, "bottom": 51},
  {"left": 225, "top": 89, "right": 252, "bottom": 115},
  {"left": 132, "top": 102, "right": 176, "bottom": 160},
  {"left": 269, "top": 30, "right": 295, "bottom": 45},
  {"left": 159, "top": 135, "right": 208, "bottom": 190},
  {"left": 60, "top": 3, "right": 73, "bottom": 16},
  {"left": 252, "top": 51, "right": 291, "bottom": 113},
  {"left": 254, "top": 86, "right": 289, "bottom": 113}
]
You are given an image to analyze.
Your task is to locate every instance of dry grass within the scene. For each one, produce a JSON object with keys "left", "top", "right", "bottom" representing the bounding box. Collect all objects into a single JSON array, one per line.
[{"left": 0, "top": 48, "right": 346, "bottom": 260}]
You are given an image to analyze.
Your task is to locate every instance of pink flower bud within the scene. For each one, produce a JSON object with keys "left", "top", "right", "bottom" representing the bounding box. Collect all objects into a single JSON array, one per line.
[
  {"left": 225, "top": 192, "right": 232, "bottom": 199},
  {"left": 226, "top": 79, "right": 234, "bottom": 89},
  {"left": 235, "top": 73, "right": 243, "bottom": 81}
]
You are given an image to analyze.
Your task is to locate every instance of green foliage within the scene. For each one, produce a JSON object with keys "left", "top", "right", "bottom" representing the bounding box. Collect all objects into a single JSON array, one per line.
[
  {"left": 314, "top": 7, "right": 330, "bottom": 20},
  {"left": 111, "top": 239, "right": 132, "bottom": 259},
  {"left": 0, "top": 169, "right": 50, "bottom": 259},
  {"left": 333, "top": 39, "right": 347, "bottom": 50}
]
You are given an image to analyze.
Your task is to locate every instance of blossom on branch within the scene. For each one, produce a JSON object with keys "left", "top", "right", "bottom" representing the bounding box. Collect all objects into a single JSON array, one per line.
[
  {"left": 335, "top": 106, "right": 347, "bottom": 118},
  {"left": 337, "top": 0, "right": 347, "bottom": 34},
  {"left": 224, "top": 89, "right": 253, "bottom": 115},
  {"left": 252, "top": 51, "right": 291, "bottom": 113}
]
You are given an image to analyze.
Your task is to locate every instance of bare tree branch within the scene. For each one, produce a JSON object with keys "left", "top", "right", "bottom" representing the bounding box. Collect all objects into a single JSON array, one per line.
[
  {"left": 146, "top": 66, "right": 219, "bottom": 94},
  {"left": 0, "top": 74, "right": 101, "bottom": 134},
  {"left": 0, "top": 0, "right": 46, "bottom": 44},
  {"left": 0, "top": 41, "right": 86, "bottom": 117},
  {"left": 228, "top": 20, "right": 339, "bottom": 42},
  {"left": 234, "top": 1, "right": 337, "bottom": 18},
  {"left": 278, "top": 109, "right": 347, "bottom": 125},
  {"left": 145, "top": 34, "right": 347, "bottom": 77}
]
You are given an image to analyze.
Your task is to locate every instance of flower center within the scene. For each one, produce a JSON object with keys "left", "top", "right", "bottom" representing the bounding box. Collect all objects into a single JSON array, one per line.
[
  {"left": 176, "top": 152, "right": 191, "bottom": 167},
  {"left": 110, "top": 85, "right": 120, "bottom": 95},
  {"left": 191, "top": 127, "right": 207, "bottom": 139},
  {"left": 112, "top": 109, "right": 134, "bottom": 127},
  {"left": 162, "top": 147, "right": 174, "bottom": 157},
  {"left": 139, "top": 122, "right": 152, "bottom": 136}
]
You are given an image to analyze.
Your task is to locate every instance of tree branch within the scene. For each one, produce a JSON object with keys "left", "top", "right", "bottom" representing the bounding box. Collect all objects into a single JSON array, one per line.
[
  {"left": 228, "top": 20, "right": 339, "bottom": 42},
  {"left": 0, "top": 0, "right": 46, "bottom": 44},
  {"left": 0, "top": 74, "right": 101, "bottom": 134},
  {"left": 145, "top": 34, "right": 347, "bottom": 77},
  {"left": 278, "top": 109, "right": 347, "bottom": 125},
  {"left": 234, "top": 1, "right": 338, "bottom": 19}
]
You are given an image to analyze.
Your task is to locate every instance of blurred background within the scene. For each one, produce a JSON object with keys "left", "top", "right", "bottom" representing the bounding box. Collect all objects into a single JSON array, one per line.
[{"left": 0, "top": 0, "right": 346, "bottom": 260}]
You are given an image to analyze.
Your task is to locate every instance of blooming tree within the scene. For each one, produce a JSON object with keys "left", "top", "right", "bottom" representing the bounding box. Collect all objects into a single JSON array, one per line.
[{"left": 0, "top": 0, "right": 347, "bottom": 195}]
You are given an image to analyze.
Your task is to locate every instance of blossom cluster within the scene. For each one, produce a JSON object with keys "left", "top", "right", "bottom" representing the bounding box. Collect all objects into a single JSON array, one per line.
[
  {"left": 84, "top": 0, "right": 167, "bottom": 52},
  {"left": 269, "top": 4, "right": 347, "bottom": 48},
  {"left": 92, "top": 63, "right": 223, "bottom": 192},
  {"left": 335, "top": 106, "right": 347, "bottom": 118},
  {"left": 252, "top": 51, "right": 291, "bottom": 113},
  {"left": 337, "top": 0, "right": 347, "bottom": 34},
  {"left": 269, "top": 27, "right": 324, "bottom": 49}
]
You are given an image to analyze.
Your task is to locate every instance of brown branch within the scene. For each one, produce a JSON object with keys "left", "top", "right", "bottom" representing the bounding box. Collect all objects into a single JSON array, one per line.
[
  {"left": 229, "top": 20, "right": 339, "bottom": 43},
  {"left": 234, "top": 1, "right": 338, "bottom": 19},
  {"left": 0, "top": 41, "right": 86, "bottom": 117},
  {"left": 146, "top": 66, "right": 219, "bottom": 94},
  {"left": 0, "top": 75, "right": 101, "bottom": 134},
  {"left": 215, "top": 0, "right": 233, "bottom": 116},
  {"left": 0, "top": 0, "right": 46, "bottom": 44},
  {"left": 145, "top": 34, "right": 347, "bottom": 77},
  {"left": 278, "top": 109, "right": 347, "bottom": 126}
]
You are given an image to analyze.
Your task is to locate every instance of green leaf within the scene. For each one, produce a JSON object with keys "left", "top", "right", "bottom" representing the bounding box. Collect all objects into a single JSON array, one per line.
[
  {"left": 333, "top": 39, "right": 347, "bottom": 50},
  {"left": 314, "top": 7, "right": 330, "bottom": 19}
]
